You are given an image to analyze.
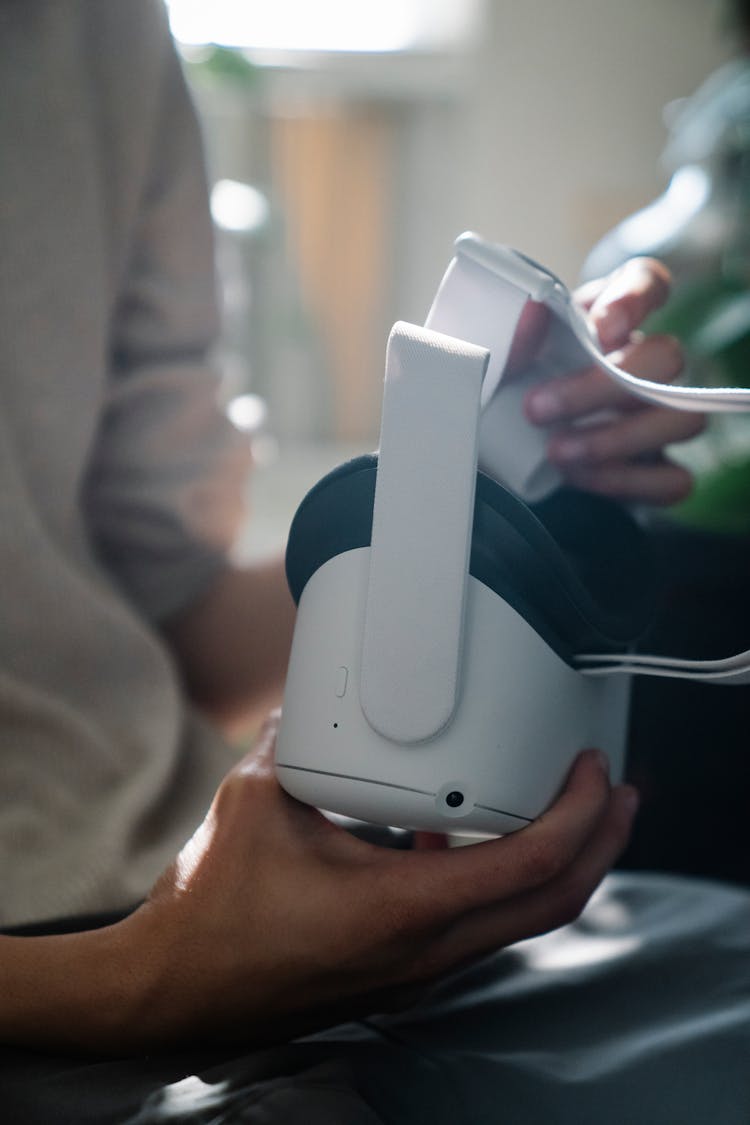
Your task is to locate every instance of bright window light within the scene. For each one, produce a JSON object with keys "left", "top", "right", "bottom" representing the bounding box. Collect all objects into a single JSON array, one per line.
[
  {"left": 164, "top": 0, "right": 480, "bottom": 53},
  {"left": 227, "top": 394, "right": 268, "bottom": 433},
  {"left": 211, "top": 180, "right": 270, "bottom": 234}
]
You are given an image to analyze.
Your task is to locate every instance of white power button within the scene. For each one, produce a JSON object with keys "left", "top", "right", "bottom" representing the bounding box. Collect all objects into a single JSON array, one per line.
[{"left": 335, "top": 666, "right": 349, "bottom": 698}]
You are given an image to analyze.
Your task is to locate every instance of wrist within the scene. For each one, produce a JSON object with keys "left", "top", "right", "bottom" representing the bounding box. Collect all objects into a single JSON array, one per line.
[{"left": 0, "top": 916, "right": 160, "bottom": 1053}]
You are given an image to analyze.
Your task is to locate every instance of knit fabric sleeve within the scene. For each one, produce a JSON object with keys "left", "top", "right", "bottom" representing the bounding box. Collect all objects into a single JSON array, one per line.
[{"left": 83, "top": 1, "right": 252, "bottom": 623}]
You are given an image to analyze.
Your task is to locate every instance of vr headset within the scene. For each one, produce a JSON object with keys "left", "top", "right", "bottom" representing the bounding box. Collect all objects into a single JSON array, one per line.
[{"left": 276, "top": 233, "right": 750, "bottom": 836}]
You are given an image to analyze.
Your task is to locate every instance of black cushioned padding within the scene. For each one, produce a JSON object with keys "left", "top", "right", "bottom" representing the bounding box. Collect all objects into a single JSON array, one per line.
[{"left": 285, "top": 454, "right": 655, "bottom": 663}]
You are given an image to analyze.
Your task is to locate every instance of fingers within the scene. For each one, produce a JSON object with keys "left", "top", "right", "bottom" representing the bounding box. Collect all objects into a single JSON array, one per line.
[
  {"left": 419, "top": 782, "right": 638, "bottom": 977},
  {"left": 510, "top": 259, "right": 672, "bottom": 383},
  {"left": 236, "top": 725, "right": 632, "bottom": 961},
  {"left": 233, "top": 708, "right": 282, "bottom": 778},
  {"left": 402, "top": 749, "right": 616, "bottom": 919},
  {"left": 548, "top": 407, "right": 705, "bottom": 469},
  {"left": 510, "top": 260, "right": 671, "bottom": 382},
  {"left": 217, "top": 710, "right": 356, "bottom": 854},
  {"left": 555, "top": 457, "right": 695, "bottom": 506},
  {"left": 525, "top": 334, "right": 684, "bottom": 425},
  {"left": 522, "top": 325, "right": 705, "bottom": 505},
  {"left": 150, "top": 720, "right": 637, "bottom": 1040},
  {"left": 575, "top": 257, "right": 672, "bottom": 351},
  {"left": 413, "top": 831, "right": 450, "bottom": 851},
  {"left": 541, "top": 377, "right": 704, "bottom": 504}
]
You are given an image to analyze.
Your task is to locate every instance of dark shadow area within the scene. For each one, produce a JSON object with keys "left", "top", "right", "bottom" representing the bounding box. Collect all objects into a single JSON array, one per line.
[{"left": 620, "top": 523, "right": 750, "bottom": 887}]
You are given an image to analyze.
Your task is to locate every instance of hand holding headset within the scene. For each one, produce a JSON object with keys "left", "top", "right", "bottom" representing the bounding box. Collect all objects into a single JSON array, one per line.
[{"left": 276, "top": 234, "right": 750, "bottom": 835}]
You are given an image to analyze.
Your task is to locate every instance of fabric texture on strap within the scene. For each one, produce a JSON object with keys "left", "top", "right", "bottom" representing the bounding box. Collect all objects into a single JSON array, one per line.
[{"left": 360, "top": 323, "right": 488, "bottom": 743}]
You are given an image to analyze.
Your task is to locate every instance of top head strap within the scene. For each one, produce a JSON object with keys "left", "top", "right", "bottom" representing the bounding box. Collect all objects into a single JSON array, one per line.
[
  {"left": 426, "top": 232, "right": 750, "bottom": 686},
  {"left": 426, "top": 233, "right": 750, "bottom": 502}
]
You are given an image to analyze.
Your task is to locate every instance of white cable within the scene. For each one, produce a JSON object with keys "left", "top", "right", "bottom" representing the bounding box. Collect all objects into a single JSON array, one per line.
[{"left": 430, "top": 234, "right": 750, "bottom": 685}]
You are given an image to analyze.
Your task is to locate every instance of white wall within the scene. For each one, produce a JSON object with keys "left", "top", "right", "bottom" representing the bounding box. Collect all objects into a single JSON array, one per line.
[
  {"left": 392, "top": 0, "right": 733, "bottom": 333},
  {"left": 188, "top": 0, "right": 736, "bottom": 446}
]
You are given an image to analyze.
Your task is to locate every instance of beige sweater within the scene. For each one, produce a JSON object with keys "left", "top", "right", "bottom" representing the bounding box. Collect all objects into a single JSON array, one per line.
[{"left": 0, "top": 0, "right": 250, "bottom": 925}]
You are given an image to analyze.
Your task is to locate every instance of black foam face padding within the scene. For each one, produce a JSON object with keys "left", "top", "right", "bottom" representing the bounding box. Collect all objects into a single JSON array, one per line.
[{"left": 285, "top": 454, "right": 656, "bottom": 663}]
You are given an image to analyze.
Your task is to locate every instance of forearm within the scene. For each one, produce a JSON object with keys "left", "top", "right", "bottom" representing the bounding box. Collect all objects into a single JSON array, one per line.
[
  {"left": 162, "top": 557, "right": 296, "bottom": 731},
  {"left": 0, "top": 926, "right": 142, "bottom": 1051}
]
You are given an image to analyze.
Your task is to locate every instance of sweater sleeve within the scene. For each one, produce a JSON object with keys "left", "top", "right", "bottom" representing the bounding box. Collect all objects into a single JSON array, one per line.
[{"left": 83, "top": 3, "right": 253, "bottom": 623}]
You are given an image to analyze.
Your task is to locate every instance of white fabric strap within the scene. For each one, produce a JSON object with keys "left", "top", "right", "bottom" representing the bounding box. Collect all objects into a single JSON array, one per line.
[
  {"left": 559, "top": 292, "right": 750, "bottom": 412},
  {"left": 426, "top": 233, "right": 750, "bottom": 687},
  {"left": 425, "top": 252, "right": 529, "bottom": 408},
  {"left": 427, "top": 233, "right": 750, "bottom": 502},
  {"left": 426, "top": 243, "right": 555, "bottom": 501},
  {"left": 360, "top": 322, "right": 489, "bottom": 743}
]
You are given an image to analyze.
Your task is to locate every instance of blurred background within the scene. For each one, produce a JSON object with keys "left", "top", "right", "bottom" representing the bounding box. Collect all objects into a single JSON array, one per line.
[{"left": 163, "top": 0, "right": 739, "bottom": 559}]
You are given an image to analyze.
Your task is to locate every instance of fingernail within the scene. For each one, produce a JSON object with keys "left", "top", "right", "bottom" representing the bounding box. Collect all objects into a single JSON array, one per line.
[
  {"left": 552, "top": 436, "right": 587, "bottom": 462},
  {"left": 596, "top": 749, "right": 610, "bottom": 776},
  {"left": 594, "top": 304, "right": 628, "bottom": 350},
  {"left": 583, "top": 748, "right": 609, "bottom": 776},
  {"left": 526, "top": 388, "right": 562, "bottom": 423},
  {"left": 619, "top": 785, "right": 641, "bottom": 817},
  {"left": 261, "top": 709, "right": 282, "bottom": 736}
]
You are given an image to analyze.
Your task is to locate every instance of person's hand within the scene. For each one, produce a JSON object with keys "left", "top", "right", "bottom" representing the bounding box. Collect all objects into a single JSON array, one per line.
[
  {"left": 518, "top": 258, "right": 706, "bottom": 505},
  {"left": 111, "top": 711, "right": 638, "bottom": 1050}
]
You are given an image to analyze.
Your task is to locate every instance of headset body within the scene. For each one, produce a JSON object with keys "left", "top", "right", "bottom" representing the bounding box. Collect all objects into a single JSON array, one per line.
[
  {"left": 276, "top": 233, "right": 750, "bottom": 835},
  {"left": 276, "top": 458, "right": 635, "bottom": 835}
]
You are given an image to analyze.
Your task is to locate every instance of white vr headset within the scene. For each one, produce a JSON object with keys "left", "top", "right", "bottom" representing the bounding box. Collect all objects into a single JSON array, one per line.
[{"left": 276, "top": 232, "right": 750, "bottom": 836}]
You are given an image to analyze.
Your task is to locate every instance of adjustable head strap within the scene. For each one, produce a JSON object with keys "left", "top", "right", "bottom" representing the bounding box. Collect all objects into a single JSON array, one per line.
[
  {"left": 425, "top": 241, "right": 535, "bottom": 408},
  {"left": 360, "top": 322, "right": 489, "bottom": 743},
  {"left": 428, "top": 232, "right": 750, "bottom": 502},
  {"left": 426, "top": 234, "right": 566, "bottom": 501},
  {"left": 362, "top": 240, "right": 750, "bottom": 705}
]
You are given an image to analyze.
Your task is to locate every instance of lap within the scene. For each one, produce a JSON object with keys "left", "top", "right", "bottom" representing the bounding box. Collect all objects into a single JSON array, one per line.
[{"left": 3, "top": 873, "right": 749, "bottom": 1124}]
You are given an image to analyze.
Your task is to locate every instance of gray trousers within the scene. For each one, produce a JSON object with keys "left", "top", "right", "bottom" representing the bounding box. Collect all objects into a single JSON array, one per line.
[{"left": 3, "top": 873, "right": 749, "bottom": 1125}]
